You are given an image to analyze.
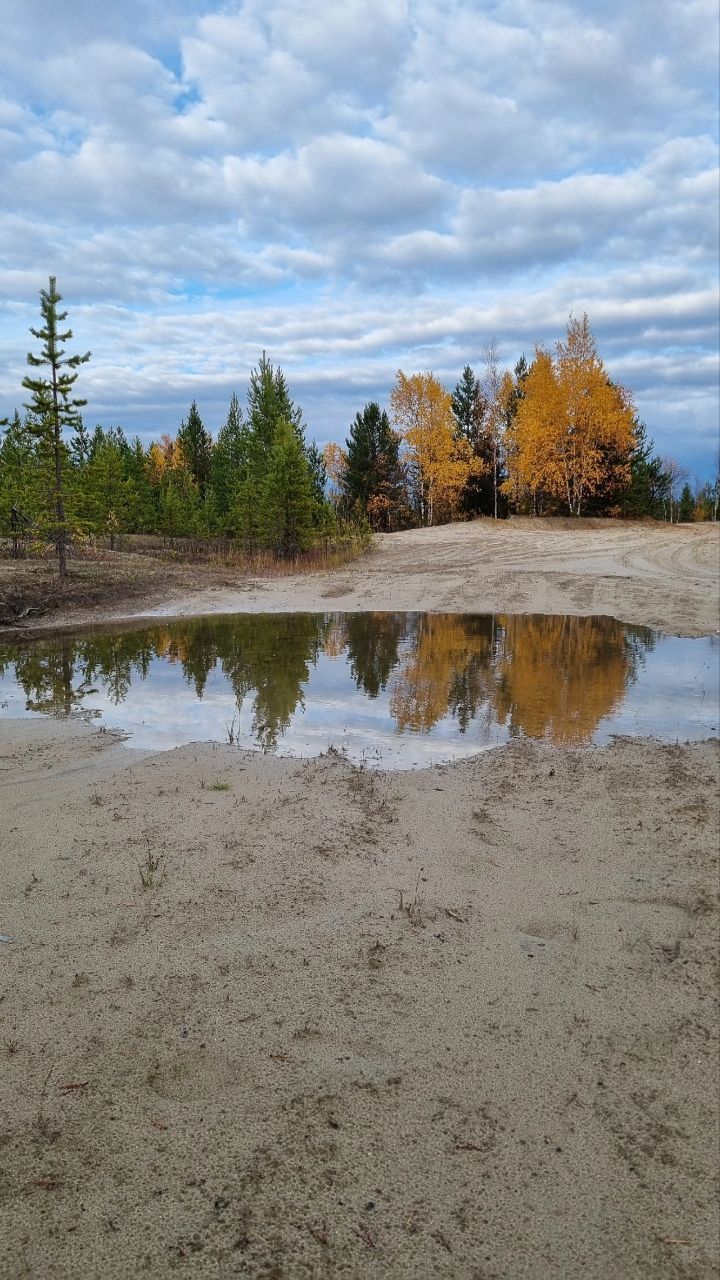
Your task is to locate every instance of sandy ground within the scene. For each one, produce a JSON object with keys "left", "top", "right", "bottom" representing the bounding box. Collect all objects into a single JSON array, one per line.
[
  {"left": 134, "top": 520, "right": 720, "bottom": 638},
  {"left": 1, "top": 519, "right": 719, "bottom": 1278},
  {"left": 2, "top": 518, "right": 718, "bottom": 641}
]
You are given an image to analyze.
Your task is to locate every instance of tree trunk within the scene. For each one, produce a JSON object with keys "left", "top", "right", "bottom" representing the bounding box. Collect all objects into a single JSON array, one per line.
[{"left": 51, "top": 354, "right": 66, "bottom": 576}]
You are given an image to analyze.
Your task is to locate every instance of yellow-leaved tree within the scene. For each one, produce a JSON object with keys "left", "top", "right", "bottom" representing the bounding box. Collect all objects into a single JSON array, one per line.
[
  {"left": 505, "top": 314, "right": 635, "bottom": 516},
  {"left": 390, "top": 371, "right": 472, "bottom": 526}
]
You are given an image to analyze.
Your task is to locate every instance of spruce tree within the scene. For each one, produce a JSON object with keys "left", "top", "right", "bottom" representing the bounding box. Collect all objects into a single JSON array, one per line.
[
  {"left": 620, "top": 421, "right": 671, "bottom": 518},
  {"left": 344, "top": 402, "right": 403, "bottom": 528},
  {"left": 22, "top": 277, "right": 91, "bottom": 575},
  {"left": 210, "top": 392, "right": 250, "bottom": 529},
  {"left": 451, "top": 366, "right": 493, "bottom": 516},
  {"left": 678, "top": 483, "right": 695, "bottom": 523},
  {"left": 177, "top": 400, "right": 213, "bottom": 494},
  {"left": 451, "top": 366, "right": 484, "bottom": 445},
  {"left": 257, "top": 419, "right": 315, "bottom": 555}
]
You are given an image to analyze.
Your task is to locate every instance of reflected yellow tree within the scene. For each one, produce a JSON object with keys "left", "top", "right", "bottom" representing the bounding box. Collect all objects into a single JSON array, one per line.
[
  {"left": 492, "top": 614, "right": 651, "bottom": 744},
  {"left": 389, "top": 615, "right": 496, "bottom": 732}
]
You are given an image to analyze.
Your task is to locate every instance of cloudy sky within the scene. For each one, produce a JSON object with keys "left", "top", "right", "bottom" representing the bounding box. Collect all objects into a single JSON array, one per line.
[{"left": 0, "top": 0, "right": 718, "bottom": 477}]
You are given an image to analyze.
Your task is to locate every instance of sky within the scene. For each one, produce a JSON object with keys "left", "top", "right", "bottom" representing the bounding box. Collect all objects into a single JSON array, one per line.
[{"left": 0, "top": 0, "right": 718, "bottom": 479}]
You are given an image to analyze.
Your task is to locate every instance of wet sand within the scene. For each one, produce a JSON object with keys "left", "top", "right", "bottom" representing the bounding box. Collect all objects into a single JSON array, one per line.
[{"left": 0, "top": 519, "right": 719, "bottom": 1278}]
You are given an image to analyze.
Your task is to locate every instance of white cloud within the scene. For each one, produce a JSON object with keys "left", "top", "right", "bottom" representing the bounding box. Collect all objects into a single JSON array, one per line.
[{"left": 0, "top": 0, "right": 717, "bottom": 477}]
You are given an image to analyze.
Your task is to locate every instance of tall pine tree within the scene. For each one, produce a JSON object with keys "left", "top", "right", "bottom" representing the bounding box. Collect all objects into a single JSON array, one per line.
[
  {"left": 344, "top": 402, "right": 403, "bottom": 529},
  {"left": 22, "top": 277, "right": 90, "bottom": 575},
  {"left": 177, "top": 400, "right": 213, "bottom": 494}
]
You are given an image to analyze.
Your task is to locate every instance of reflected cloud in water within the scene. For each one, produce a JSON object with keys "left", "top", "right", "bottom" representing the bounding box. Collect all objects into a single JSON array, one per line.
[{"left": 0, "top": 613, "right": 717, "bottom": 766}]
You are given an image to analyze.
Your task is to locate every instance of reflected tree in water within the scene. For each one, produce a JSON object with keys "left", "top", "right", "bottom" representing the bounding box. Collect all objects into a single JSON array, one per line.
[
  {"left": 492, "top": 614, "right": 654, "bottom": 743},
  {"left": 0, "top": 611, "right": 656, "bottom": 750},
  {"left": 345, "top": 612, "right": 406, "bottom": 699}
]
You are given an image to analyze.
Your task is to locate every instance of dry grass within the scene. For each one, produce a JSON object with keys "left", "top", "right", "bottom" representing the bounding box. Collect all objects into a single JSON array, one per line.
[{"left": 0, "top": 528, "right": 371, "bottom": 630}]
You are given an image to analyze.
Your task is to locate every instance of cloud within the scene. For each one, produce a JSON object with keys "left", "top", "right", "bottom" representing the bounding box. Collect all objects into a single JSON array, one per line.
[{"left": 0, "top": 0, "right": 717, "bottom": 477}]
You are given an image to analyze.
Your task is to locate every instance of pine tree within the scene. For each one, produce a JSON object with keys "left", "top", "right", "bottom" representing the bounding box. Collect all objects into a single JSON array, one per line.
[
  {"left": 257, "top": 419, "right": 315, "bottom": 555},
  {"left": 127, "top": 437, "right": 156, "bottom": 532},
  {"left": 209, "top": 392, "right": 250, "bottom": 529},
  {"left": 620, "top": 420, "right": 671, "bottom": 518},
  {"left": 22, "top": 277, "right": 91, "bottom": 575},
  {"left": 306, "top": 441, "right": 327, "bottom": 509},
  {"left": 246, "top": 353, "right": 304, "bottom": 470},
  {"left": 81, "top": 431, "right": 135, "bottom": 547},
  {"left": 70, "top": 419, "right": 92, "bottom": 468},
  {"left": 344, "top": 402, "right": 403, "bottom": 528},
  {"left": 678, "top": 482, "right": 695, "bottom": 523},
  {"left": 0, "top": 411, "right": 38, "bottom": 545},
  {"left": 177, "top": 400, "right": 213, "bottom": 494}
]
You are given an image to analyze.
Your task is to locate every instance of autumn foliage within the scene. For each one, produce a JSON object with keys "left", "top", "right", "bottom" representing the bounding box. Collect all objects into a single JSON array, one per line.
[
  {"left": 504, "top": 315, "right": 636, "bottom": 516},
  {"left": 390, "top": 371, "right": 473, "bottom": 526}
]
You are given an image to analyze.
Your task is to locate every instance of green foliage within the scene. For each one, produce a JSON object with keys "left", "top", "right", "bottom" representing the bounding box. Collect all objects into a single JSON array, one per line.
[
  {"left": 619, "top": 420, "right": 671, "bottom": 518},
  {"left": 0, "top": 411, "right": 38, "bottom": 536},
  {"left": 451, "top": 365, "right": 493, "bottom": 516},
  {"left": 21, "top": 276, "right": 91, "bottom": 574},
  {"left": 78, "top": 429, "right": 136, "bottom": 547},
  {"left": 209, "top": 392, "right": 249, "bottom": 530},
  {"left": 177, "top": 400, "right": 213, "bottom": 493},
  {"left": 451, "top": 365, "right": 484, "bottom": 445},
  {"left": 344, "top": 402, "right": 404, "bottom": 529},
  {"left": 678, "top": 482, "right": 694, "bottom": 523},
  {"left": 256, "top": 419, "right": 315, "bottom": 555}
]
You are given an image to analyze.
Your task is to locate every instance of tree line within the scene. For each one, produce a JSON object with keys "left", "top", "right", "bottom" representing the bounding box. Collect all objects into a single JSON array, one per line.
[
  {"left": 325, "top": 315, "right": 718, "bottom": 528},
  {"left": 2, "top": 283, "right": 717, "bottom": 577},
  {"left": 1, "top": 278, "right": 343, "bottom": 574}
]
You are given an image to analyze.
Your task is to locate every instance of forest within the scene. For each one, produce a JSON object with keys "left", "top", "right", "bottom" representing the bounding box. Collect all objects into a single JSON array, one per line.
[{"left": 1, "top": 280, "right": 717, "bottom": 577}]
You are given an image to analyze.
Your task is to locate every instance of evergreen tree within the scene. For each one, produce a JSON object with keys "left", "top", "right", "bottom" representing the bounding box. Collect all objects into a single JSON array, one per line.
[
  {"left": 0, "top": 410, "right": 38, "bottom": 542},
  {"left": 678, "top": 482, "right": 694, "bottom": 523},
  {"left": 451, "top": 366, "right": 493, "bottom": 516},
  {"left": 209, "top": 392, "right": 250, "bottom": 529},
  {"left": 619, "top": 421, "right": 671, "bottom": 518},
  {"left": 70, "top": 419, "right": 92, "bottom": 468},
  {"left": 257, "top": 419, "right": 315, "bottom": 555},
  {"left": 306, "top": 441, "right": 327, "bottom": 508},
  {"left": 246, "top": 352, "right": 305, "bottom": 487},
  {"left": 81, "top": 432, "right": 135, "bottom": 547},
  {"left": 344, "top": 402, "right": 403, "bottom": 529},
  {"left": 127, "top": 437, "right": 156, "bottom": 532},
  {"left": 22, "top": 277, "right": 91, "bottom": 575},
  {"left": 177, "top": 400, "right": 213, "bottom": 494},
  {"left": 160, "top": 467, "right": 201, "bottom": 543},
  {"left": 451, "top": 366, "right": 484, "bottom": 445}
]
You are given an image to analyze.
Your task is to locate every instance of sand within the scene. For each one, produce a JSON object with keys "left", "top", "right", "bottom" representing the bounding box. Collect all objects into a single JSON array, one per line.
[
  {"left": 0, "top": 518, "right": 719, "bottom": 1278},
  {"left": 135, "top": 518, "right": 720, "bottom": 638}
]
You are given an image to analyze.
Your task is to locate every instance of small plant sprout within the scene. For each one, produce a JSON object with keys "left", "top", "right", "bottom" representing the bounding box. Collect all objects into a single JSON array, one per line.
[
  {"left": 135, "top": 827, "right": 165, "bottom": 889},
  {"left": 397, "top": 868, "right": 427, "bottom": 927}
]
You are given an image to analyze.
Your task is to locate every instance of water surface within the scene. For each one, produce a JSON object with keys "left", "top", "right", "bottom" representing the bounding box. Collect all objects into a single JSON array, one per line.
[{"left": 0, "top": 612, "right": 717, "bottom": 766}]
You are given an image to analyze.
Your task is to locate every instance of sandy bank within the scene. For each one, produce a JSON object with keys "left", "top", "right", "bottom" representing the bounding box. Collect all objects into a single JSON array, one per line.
[
  {"left": 136, "top": 519, "right": 720, "bottom": 637},
  {"left": 2, "top": 518, "right": 718, "bottom": 641},
  {"left": 0, "top": 717, "right": 718, "bottom": 1278}
]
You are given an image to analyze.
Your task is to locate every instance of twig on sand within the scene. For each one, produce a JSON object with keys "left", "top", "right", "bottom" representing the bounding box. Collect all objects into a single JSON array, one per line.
[
  {"left": 431, "top": 1229, "right": 452, "bottom": 1252},
  {"left": 352, "top": 1222, "right": 376, "bottom": 1248}
]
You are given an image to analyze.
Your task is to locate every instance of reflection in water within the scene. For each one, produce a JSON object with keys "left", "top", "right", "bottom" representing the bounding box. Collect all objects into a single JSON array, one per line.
[{"left": 0, "top": 612, "right": 717, "bottom": 764}]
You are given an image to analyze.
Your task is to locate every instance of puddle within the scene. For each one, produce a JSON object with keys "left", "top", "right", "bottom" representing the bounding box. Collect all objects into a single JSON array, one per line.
[{"left": 0, "top": 612, "right": 717, "bottom": 767}]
